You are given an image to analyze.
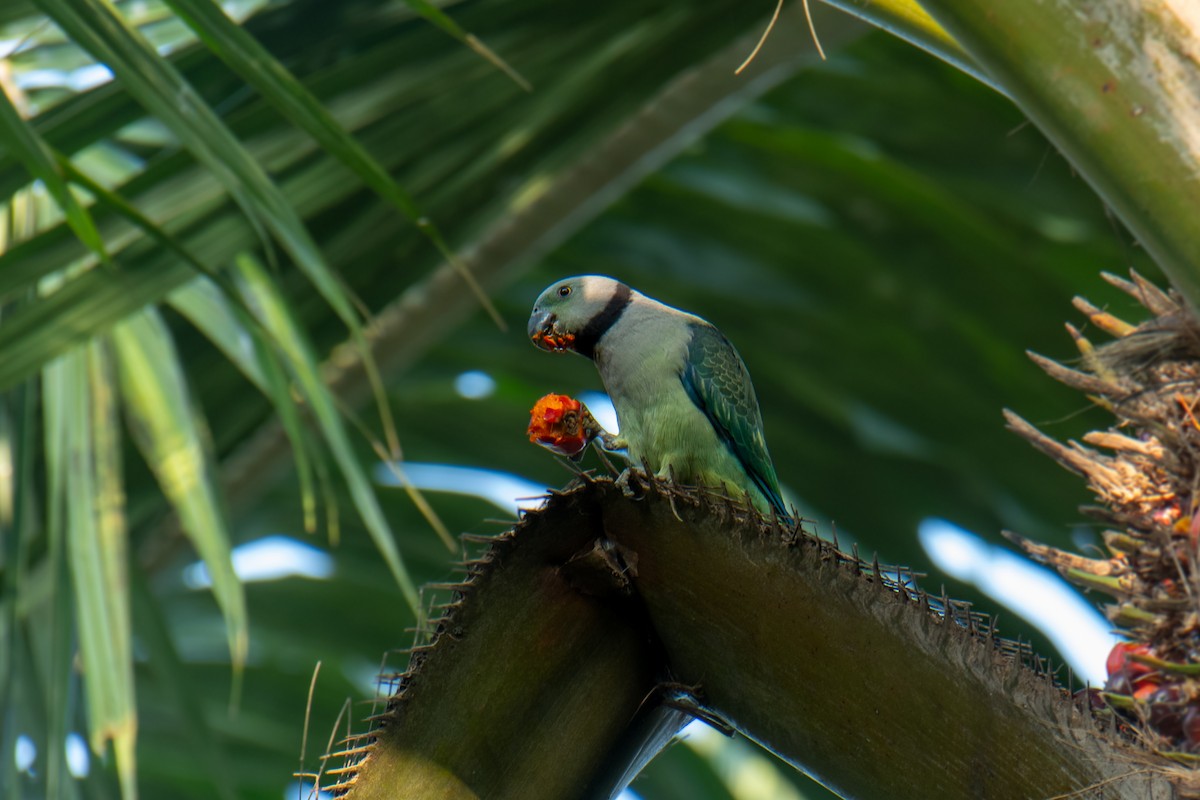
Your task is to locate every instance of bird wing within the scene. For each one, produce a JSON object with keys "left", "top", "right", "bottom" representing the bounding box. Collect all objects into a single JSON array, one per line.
[{"left": 680, "top": 322, "right": 787, "bottom": 516}]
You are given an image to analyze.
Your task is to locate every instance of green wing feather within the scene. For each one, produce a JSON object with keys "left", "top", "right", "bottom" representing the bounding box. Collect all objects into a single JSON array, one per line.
[{"left": 680, "top": 322, "right": 787, "bottom": 516}]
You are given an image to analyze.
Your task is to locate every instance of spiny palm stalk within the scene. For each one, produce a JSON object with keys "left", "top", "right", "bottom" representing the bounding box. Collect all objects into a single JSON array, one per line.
[
  {"left": 1007, "top": 271, "right": 1200, "bottom": 767},
  {"left": 316, "top": 474, "right": 1176, "bottom": 799}
]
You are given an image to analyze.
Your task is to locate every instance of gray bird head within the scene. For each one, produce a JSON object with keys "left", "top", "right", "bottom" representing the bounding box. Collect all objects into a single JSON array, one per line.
[{"left": 528, "top": 275, "right": 634, "bottom": 359}]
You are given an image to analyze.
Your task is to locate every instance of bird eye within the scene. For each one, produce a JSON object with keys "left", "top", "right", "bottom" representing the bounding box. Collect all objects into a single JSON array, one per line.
[{"left": 557, "top": 285, "right": 572, "bottom": 298}]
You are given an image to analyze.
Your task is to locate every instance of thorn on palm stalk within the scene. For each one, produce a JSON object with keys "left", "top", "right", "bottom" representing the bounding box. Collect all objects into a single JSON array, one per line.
[{"left": 1008, "top": 272, "right": 1200, "bottom": 760}]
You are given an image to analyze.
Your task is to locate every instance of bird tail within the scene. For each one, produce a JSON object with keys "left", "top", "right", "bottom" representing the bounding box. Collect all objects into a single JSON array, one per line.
[{"left": 742, "top": 469, "right": 791, "bottom": 525}]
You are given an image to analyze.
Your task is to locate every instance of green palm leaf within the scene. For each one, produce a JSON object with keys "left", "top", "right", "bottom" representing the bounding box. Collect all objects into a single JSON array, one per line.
[
  {"left": 0, "top": 83, "right": 108, "bottom": 261},
  {"left": 50, "top": 344, "right": 137, "bottom": 800},
  {"left": 111, "top": 309, "right": 248, "bottom": 671}
]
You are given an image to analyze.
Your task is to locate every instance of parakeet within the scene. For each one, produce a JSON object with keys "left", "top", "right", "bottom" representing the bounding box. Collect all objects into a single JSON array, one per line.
[{"left": 527, "top": 275, "right": 787, "bottom": 517}]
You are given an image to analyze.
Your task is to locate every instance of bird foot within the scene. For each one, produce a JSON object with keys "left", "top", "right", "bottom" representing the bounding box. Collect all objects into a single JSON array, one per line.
[
  {"left": 595, "top": 432, "right": 627, "bottom": 453},
  {"left": 614, "top": 468, "right": 646, "bottom": 499}
]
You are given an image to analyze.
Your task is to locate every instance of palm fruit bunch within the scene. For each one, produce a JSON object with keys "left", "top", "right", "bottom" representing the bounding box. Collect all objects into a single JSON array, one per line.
[
  {"left": 1005, "top": 271, "right": 1200, "bottom": 757},
  {"left": 527, "top": 393, "right": 600, "bottom": 458}
]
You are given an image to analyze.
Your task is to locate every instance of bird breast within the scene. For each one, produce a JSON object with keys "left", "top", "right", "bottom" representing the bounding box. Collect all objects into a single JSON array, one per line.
[{"left": 594, "top": 319, "right": 718, "bottom": 475}]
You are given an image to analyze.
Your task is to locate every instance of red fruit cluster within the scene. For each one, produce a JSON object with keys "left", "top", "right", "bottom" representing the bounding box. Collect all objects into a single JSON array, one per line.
[
  {"left": 527, "top": 394, "right": 591, "bottom": 457},
  {"left": 1104, "top": 641, "right": 1200, "bottom": 751},
  {"left": 1106, "top": 642, "right": 1156, "bottom": 698}
]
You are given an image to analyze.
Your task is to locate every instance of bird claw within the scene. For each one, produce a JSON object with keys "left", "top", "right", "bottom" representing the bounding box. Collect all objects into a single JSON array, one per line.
[
  {"left": 614, "top": 468, "right": 645, "bottom": 499},
  {"left": 596, "top": 432, "right": 627, "bottom": 453}
]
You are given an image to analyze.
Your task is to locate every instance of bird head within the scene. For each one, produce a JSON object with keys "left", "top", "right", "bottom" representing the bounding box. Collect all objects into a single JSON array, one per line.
[{"left": 527, "top": 275, "right": 633, "bottom": 358}]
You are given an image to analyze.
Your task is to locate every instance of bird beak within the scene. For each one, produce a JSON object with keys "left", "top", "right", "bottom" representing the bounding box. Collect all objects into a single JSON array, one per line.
[{"left": 528, "top": 310, "right": 575, "bottom": 352}]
